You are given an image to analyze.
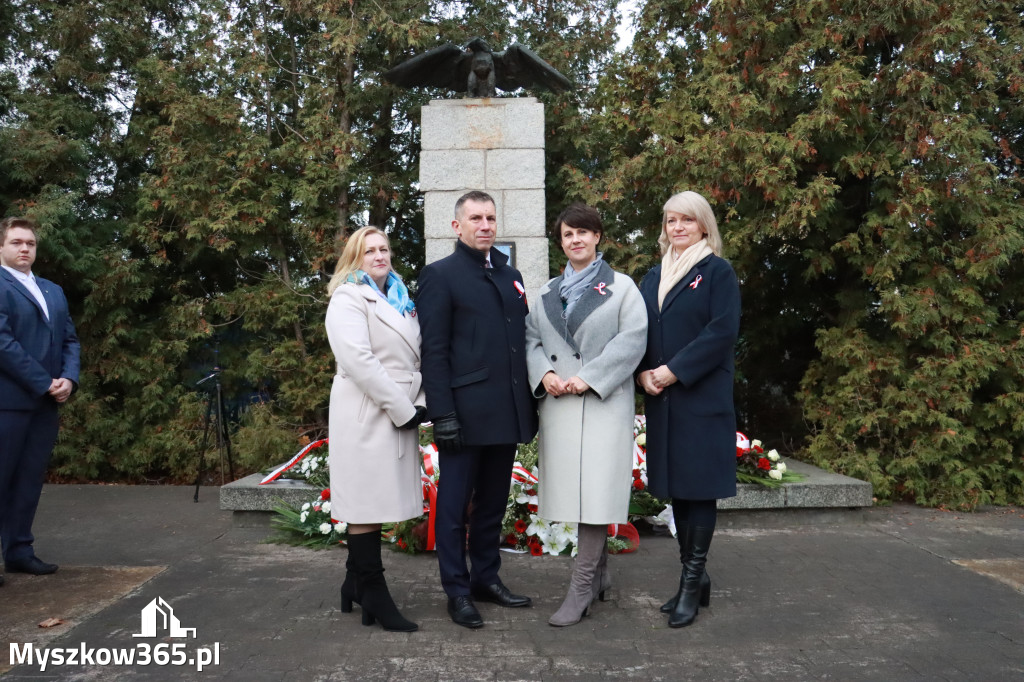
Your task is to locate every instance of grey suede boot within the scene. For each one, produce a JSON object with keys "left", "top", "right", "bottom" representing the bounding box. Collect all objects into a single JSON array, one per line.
[
  {"left": 592, "top": 532, "right": 611, "bottom": 602},
  {"left": 549, "top": 523, "right": 606, "bottom": 626}
]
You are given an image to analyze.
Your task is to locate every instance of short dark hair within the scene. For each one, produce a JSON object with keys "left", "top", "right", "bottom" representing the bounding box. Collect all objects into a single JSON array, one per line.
[
  {"left": 553, "top": 203, "right": 602, "bottom": 242},
  {"left": 0, "top": 217, "right": 39, "bottom": 244},
  {"left": 454, "top": 191, "right": 496, "bottom": 219}
]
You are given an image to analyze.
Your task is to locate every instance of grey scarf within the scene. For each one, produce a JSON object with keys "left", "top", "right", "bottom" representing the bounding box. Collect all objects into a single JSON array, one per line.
[{"left": 559, "top": 252, "right": 604, "bottom": 318}]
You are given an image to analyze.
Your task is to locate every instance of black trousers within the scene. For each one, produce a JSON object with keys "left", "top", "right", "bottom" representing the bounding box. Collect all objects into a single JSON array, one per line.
[{"left": 434, "top": 443, "right": 516, "bottom": 597}]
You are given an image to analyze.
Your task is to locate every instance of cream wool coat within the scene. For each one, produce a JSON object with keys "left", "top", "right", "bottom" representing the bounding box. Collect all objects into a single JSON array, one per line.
[
  {"left": 525, "top": 263, "right": 648, "bottom": 524},
  {"left": 326, "top": 282, "right": 424, "bottom": 524}
]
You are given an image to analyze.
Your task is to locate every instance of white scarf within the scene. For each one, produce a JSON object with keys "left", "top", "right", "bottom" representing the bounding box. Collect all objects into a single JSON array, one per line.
[{"left": 657, "top": 239, "right": 713, "bottom": 310}]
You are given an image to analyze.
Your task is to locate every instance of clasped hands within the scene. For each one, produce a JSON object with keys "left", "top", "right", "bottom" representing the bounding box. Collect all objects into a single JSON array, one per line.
[
  {"left": 638, "top": 365, "right": 677, "bottom": 396},
  {"left": 48, "top": 377, "right": 73, "bottom": 403},
  {"left": 542, "top": 372, "right": 590, "bottom": 398}
]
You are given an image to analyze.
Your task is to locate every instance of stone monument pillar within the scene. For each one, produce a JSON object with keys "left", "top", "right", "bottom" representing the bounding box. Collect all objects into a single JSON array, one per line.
[{"left": 420, "top": 97, "right": 549, "bottom": 301}]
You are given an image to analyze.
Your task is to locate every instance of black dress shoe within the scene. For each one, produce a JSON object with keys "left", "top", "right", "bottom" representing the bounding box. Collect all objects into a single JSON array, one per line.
[
  {"left": 447, "top": 596, "right": 484, "bottom": 628},
  {"left": 471, "top": 582, "right": 532, "bottom": 608},
  {"left": 4, "top": 556, "right": 58, "bottom": 575}
]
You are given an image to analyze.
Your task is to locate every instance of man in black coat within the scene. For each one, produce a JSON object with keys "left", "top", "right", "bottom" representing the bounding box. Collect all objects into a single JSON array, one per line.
[{"left": 417, "top": 191, "right": 538, "bottom": 628}]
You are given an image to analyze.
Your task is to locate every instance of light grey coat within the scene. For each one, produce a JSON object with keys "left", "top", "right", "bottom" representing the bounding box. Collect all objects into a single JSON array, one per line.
[
  {"left": 525, "top": 262, "right": 648, "bottom": 524},
  {"left": 326, "top": 283, "right": 424, "bottom": 524}
]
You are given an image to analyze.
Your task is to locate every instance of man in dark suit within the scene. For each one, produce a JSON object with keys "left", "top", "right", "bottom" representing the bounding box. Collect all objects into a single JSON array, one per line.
[
  {"left": 0, "top": 217, "right": 80, "bottom": 584},
  {"left": 417, "top": 191, "right": 538, "bottom": 628}
]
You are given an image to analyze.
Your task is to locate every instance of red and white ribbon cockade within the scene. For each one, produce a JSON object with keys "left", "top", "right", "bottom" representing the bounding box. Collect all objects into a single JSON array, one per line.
[
  {"left": 689, "top": 274, "right": 703, "bottom": 290},
  {"left": 593, "top": 282, "right": 608, "bottom": 295},
  {"left": 513, "top": 281, "right": 526, "bottom": 300}
]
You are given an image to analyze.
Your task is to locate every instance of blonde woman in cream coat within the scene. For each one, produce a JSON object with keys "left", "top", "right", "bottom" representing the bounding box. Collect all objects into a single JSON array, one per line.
[{"left": 326, "top": 226, "right": 425, "bottom": 632}]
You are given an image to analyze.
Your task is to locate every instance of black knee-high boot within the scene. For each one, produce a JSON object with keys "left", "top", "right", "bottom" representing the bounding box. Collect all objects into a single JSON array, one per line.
[
  {"left": 340, "top": 550, "right": 360, "bottom": 613},
  {"left": 668, "top": 525, "right": 714, "bottom": 628},
  {"left": 661, "top": 505, "right": 710, "bottom": 613},
  {"left": 347, "top": 531, "right": 417, "bottom": 632}
]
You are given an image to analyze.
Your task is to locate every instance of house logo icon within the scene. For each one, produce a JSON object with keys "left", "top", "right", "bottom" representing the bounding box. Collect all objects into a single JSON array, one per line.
[{"left": 132, "top": 597, "right": 197, "bottom": 638}]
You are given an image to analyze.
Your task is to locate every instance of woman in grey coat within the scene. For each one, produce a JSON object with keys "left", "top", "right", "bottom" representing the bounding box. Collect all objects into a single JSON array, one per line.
[{"left": 525, "top": 204, "right": 648, "bottom": 626}]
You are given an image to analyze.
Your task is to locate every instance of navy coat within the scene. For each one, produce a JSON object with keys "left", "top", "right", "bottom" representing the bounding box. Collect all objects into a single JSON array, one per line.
[
  {"left": 0, "top": 268, "right": 80, "bottom": 410},
  {"left": 417, "top": 240, "right": 538, "bottom": 446},
  {"left": 637, "top": 253, "right": 740, "bottom": 500}
]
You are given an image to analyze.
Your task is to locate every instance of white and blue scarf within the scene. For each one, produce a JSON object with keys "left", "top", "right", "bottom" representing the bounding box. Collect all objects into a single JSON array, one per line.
[{"left": 348, "top": 270, "right": 415, "bottom": 316}]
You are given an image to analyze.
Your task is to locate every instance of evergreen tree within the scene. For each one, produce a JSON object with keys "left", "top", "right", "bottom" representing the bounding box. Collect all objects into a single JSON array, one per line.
[{"left": 582, "top": 0, "right": 1024, "bottom": 507}]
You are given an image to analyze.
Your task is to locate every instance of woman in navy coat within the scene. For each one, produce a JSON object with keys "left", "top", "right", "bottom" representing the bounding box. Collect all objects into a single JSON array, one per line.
[{"left": 636, "top": 190, "right": 740, "bottom": 628}]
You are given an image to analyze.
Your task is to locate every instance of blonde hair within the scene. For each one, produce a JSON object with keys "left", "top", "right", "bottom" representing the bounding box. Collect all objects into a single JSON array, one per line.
[
  {"left": 658, "top": 191, "right": 723, "bottom": 256},
  {"left": 327, "top": 226, "right": 390, "bottom": 295}
]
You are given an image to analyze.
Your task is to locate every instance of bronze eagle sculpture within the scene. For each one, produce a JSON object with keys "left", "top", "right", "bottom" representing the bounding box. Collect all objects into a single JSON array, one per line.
[{"left": 383, "top": 38, "right": 573, "bottom": 98}]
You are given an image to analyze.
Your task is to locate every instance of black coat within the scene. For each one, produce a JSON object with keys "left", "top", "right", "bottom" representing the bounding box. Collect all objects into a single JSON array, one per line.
[
  {"left": 638, "top": 253, "right": 740, "bottom": 500},
  {"left": 417, "top": 240, "right": 538, "bottom": 446}
]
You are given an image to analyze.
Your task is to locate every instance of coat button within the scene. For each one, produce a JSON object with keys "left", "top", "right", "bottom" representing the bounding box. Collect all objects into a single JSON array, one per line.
[
  {"left": 550, "top": 355, "right": 557, "bottom": 361},
  {"left": 574, "top": 353, "right": 581, "bottom": 359}
]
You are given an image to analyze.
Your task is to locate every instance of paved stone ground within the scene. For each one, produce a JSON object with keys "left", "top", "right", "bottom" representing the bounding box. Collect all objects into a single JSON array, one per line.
[{"left": 1, "top": 485, "right": 1022, "bottom": 681}]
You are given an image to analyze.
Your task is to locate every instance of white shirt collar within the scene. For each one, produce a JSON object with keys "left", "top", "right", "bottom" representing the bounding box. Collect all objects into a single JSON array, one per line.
[{"left": 2, "top": 264, "right": 35, "bottom": 282}]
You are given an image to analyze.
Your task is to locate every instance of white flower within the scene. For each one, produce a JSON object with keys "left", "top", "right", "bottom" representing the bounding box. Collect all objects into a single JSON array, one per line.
[
  {"left": 335, "top": 522, "right": 347, "bottom": 534},
  {"left": 526, "top": 514, "right": 549, "bottom": 539},
  {"left": 299, "top": 511, "right": 309, "bottom": 523},
  {"left": 319, "top": 522, "right": 332, "bottom": 535},
  {"left": 321, "top": 501, "right": 331, "bottom": 514},
  {"left": 768, "top": 469, "right": 783, "bottom": 480},
  {"left": 776, "top": 462, "right": 787, "bottom": 474},
  {"left": 550, "top": 522, "right": 576, "bottom": 546},
  {"left": 751, "top": 439, "right": 762, "bottom": 449},
  {"left": 301, "top": 502, "right": 311, "bottom": 511},
  {"left": 635, "top": 433, "right": 647, "bottom": 447},
  {"left": 515, "top": 491, "right": 531, "bottom": 504},
  {"left": 542, "top": 533, "right": 568, "bottom": 555},
  {"left": 309, "top": 459, "right": 319, "bottom": 471},
  {"left": 767, "top": 449, "right": 780, "bottom": 462}
]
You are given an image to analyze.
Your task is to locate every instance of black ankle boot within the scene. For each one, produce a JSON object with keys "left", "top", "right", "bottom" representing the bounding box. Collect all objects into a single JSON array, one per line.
[
  {"left": 669, "top": 526, "right": 714, "bottom": 628},
  {"left": 347, "top": 531, "right": 417, "bottom": 632}
]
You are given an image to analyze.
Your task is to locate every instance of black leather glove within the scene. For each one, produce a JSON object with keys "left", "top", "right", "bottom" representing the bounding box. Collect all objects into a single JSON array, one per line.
[
  {"left": 399, "top": 405, "right": 427, "bottom": 430},
  {"left": 432, "top": 412, "right": 463, "bottom": 452}
]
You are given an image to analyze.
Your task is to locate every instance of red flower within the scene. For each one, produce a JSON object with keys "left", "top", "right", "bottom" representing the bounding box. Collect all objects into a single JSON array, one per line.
[
  {"left": 736, "top": 447, "right": 746, "bottom": 458},
  {"left": 396, "top": 538, "right": 407, "bottom": 549},
  {"left": 505, "top": 534, "right": 518, "bottom": 545},
  {"left": 514, "top": 519, "right": 528, "bottom": 533},
  {"left": 528, "top": 541, "right": 543, "bottom": 556},
  {"left": 632, "top": 468, "right": 641, "bottom": 479},
  {"left": 753, "top": 445, "right": 764, "bottom": 454},
  {"left": 633, "top": 479, "right": 645, "bottom": 491},
  {"left": 528, "top": 503, "right": 538, "bottom": 513},
  {"left": 320, "top": 489, "right": 330, "bottom": 500},
  {"left": 757, "top": 458, "right": 771, "bottom": 470}
]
